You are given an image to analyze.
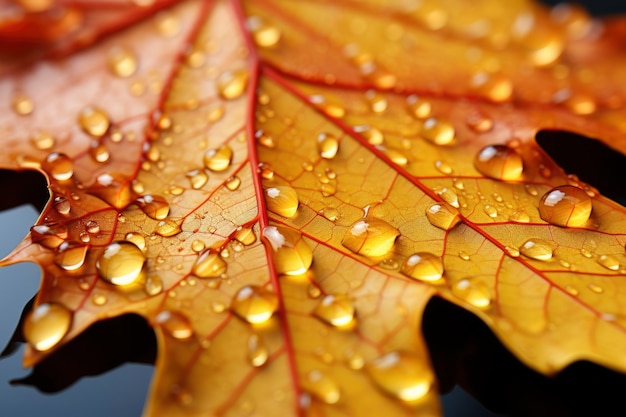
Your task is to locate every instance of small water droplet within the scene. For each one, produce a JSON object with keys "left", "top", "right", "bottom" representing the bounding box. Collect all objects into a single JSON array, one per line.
[
  {"left": 42, "top": 152, "right": 73, "bottom": 181},
  {"left": 509, "top": 210, "right": 530, "bottom": 223},
  {"left": 136, "top": 194, "right": 170, "bottom": 220},
  {"left": 321, "top": 207, "right": 339, "bottom": 222},
  {"left": 406, "top": 95, "right": 431, "bottom": 119},
  {"left": 155, "top": 311, "right": 194, "bottom": 340},
  {"left": 31, "top": 222, "right": 68, "bottom": 248},
  {"left": 317, "top": 133, "right": 340, "bottom": 159},
  {"left": 365, "top": 90, "right": 388, "bottom": 113},
  {"left": 434, "top": 187, "right": 459, "bottom": 208},
  {"left": 192, "top": 250, "right": 227, "bottom": 278},
  {"left": 96, "top": 241, "right": 146, "bottom": 285},
  {"left": 263, "top": 225, "right": 313, "bottom": 275},
  {"left": 53, "top": 196, "right": 71, "bottom": 216},
  {"left": 247, "top": 334, "right": 269, "bottom": 367},
  {"left": 597, "top": 254, "right": 620, "bottom": 271},
  {"left": 54, "top": 241, "right": 88, "bottom": 271},
  {"left": 156, "top": 219, "right": 182, "bottom": 237},
  {"left": 247, "top": 17, "right": 281, "bottom": 48},
  {"left": 588, "top": 283, "right": 604, "bottom": 294},
  {"left": 452, "top": 278, "right": 492, "bottom": 309},
  {"left": 401, "top": 253, "right": 444, "bottom": 283},
  {"left": 79, "top": 107, "right": 110, "bottom": 138},
  {"left": 23, "top": 303, "right": 72, "bottom": 351},
  {"left": 12, "top": 94, "right": 34, "bottom": 115},
  {"left": 474, "top": 145, "right": 523, "bottom": 180},
  {"left": 225, "top": 175, "right": 241, "bottom": 191},
  {"left": 217, "top": 70, "right": 249, "bottom": 100},
  {"left": 186, "top": 169, "right": 208, "bottom": 190},
  {"left": 204, "top": 145, "right": 233, "bottom": 172},
  {"left": 458, "top": 250, "right": 471, "bottom": 261},
  {"left": 92, "top": 293, "right": 108, "bottom": 306},
  {"left": 234, "top": 227, "right": 256, "bottom": 246},
  {"left": 519, "top": 238, "right": 554, "bottom": 261},
  {"left": 434, "top": 160, "right": 453, "bottom": 175},
  {"left": 564, "top": 285, "right": 579, "bottom": 296},
  {"left": 231, "top": 285, "right": 278, "bottom": 324},
  {"left": 341, "top": 217, "right": 399, "bottom": 258},
  {"left": 504, "top": 246, "right": 520, "bottom": 257},
  {"left": 421, "top": 118, "right": 455, "bottom": 145},
  {"left": 538, "top": 185, "right": 592, "bottom": 227},
  {"left": 30, "top": 132, "right": 55, "bottom": 150},
  {"left": 470, "top": 72, "right": 513, "bottom": 102},
  {"left": 466, "top": 112, "right": 494, "bottom": 133},
  {"left": 483, "top": 204, "right": 498, "bottom": 218},
  {"left": 191, "top": 240, "right": 205, "bottom": 253},
  {"left": 313, "top": 294, "right": 355, "bottom": 327},
  {"left": 302, "top": 370, "right": 341, "bottom": 404},
  {"left": 108, "top": 46, "right": 137, "bottom": 78},
  {"left": 265, "top": 186, "right": 299, "bottom": 218},
  {"left": 425, "top": 202, "right": 461, "bottom": 231},
  {"left": 145, "top": 275, "right": 163, "bottom": 296},
  {"left": 125, "top": 232, "right": 146, "bottom": 251},
  {"left": 366, "top": 351, "right": 433, "bottom": 402},
  {"left": 354, "top": 125, "right": 384, "bottom": 145}
]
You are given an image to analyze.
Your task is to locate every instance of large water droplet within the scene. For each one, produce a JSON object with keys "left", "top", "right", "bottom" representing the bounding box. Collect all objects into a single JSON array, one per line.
[
  {"left": 425, "top": 202, "right": 461, "bottom": 231},
  {"left": 231, "top": 285, "right": 278, "bottom": 324},
  {"left": 217, "top": 70, "right": 249, "bottom": 100},
  {"left": 366, "top": 351, "right": 433, "bottom": 402},
  {"left": 302, "top": 370, "right": 341, "bottom": 404},
  {"left": 341, "top": 217, "right": 399, "bottom": 258},
  {"left": 54, "top": 241, "right": 88, "bottom": 271},
  {"left": 97, "top": 241, "right": 146, "bottom": 285},
  {"left": 538, "top": 185, "right": 591, "bottom": 227},
  {"left": 474, "top": 145, "right": 523, "bottom": 180},
  {"left": 247, "top": 334, "right": 269, "bottom": 367},
  {"left": 79, "top": 107, "right": 110, "bottom": 138},
  {"left": 401, "top": 253, "right": 444, "bottom": 283},
  {"left": 519, "top": 238, "right": 555, "bottom": 261},
  {"left": 265, "top": 186, "right": 299, "bottom": 218},
  {"left": 313, "top": 294, "right": 355, "bottom": 327},
  {"left": 192, "top": 250, "right": 227, "bottom": 278},
  {"left": 262, "top": 225, "right": 313, "bottom": 275},
  {"left": 136, "top": 194, "right": 170, "bottom": 220},
  {"left": 155, "top": 311, "right": 194, "bottom": 340},
  {"left": 204, "top": 145, "right": 233, "bottom": 172},
  {"left": 42, "top": 152, "right": 73, "bottom": 181},
  {"left": 23, "top": 302, "right": 72, "bottom": 351}
]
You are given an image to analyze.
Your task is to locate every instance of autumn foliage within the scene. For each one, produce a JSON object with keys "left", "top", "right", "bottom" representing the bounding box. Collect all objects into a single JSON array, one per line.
[{"left": 2, "top": 0, "right": 626, "bottom": 416}]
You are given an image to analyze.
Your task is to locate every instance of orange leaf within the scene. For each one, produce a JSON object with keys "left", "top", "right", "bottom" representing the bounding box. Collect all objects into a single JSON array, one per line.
[{"left": 1, "top": 0, "right": 626, "bottom": 416}]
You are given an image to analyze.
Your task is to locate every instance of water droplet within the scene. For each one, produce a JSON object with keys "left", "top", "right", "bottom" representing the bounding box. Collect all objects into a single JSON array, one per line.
[
  {"left": 30, "top": 132, "right": 55, "bottom": 150},
  {"left": 425, "top": 202, "right": 461, "bottom": 231},
  {"left": 302, "top": 370, "right": 341, "bottom": 404},
  {"left": 186, "top": 169, "right": 208, "bottom": 189},
  {"left": 317, "top": 133, "right": 339, "bottom": 159},
  {"left": 155, "top": 311, "right": 194, "bottom": 340},
  {"left": 483, "top": 205, "right": 498, "bottom": 218},
  {"left": 53, "top": 196, "right": 71, "bottom": 216},
  {"left": 247, "top": 334, "right": 269, "bottom": 367},
  {"left": 108, "top": 46, "right": 137, "bottom": 78},
  {"left": 265, "top": 186, "right": 299, "bottom": 218},
  {"left": 466, "top": 112, "right": 494, "bottom": 133},
  {"left": 263, "top": 225, "right": 313, "bottom": 275},
  {"left": 248, "top": 17, "right": 281, "bottom": 48},
  {"left": 321, "top": 207, "right": 339, "bottom": 222},
  {"left": 225, "top": 175, "right": 242, "bottom": 191},
  {"left": 96, "top": 241, "right": 146, "bottom": 285},
  {"left": 31, "top": 222, "right": 68, "bottom": 248},
  {"left": 451, "top": 278, "right": 492, "bottom": 309},
  {"left": 79, "top": 107, "right": 110, "bottom": 138},
  {"left": 136, "top": 195, "right": 170, "bottom": 220},
  {"left": 354, "top": 125, "right": 384, "bottom": 145},
  {"left": 145, "top": 275, "right": 163, "bottom": 296},
  {"left": 23, "top": 303, "right": 72, "bottom": 351},
  {"left": 504, "top": 246, "right": 520, "bottom": 257},
  {"left": 474, "top": 145, "right": 523, "bottom": 181},
  {"left": 519, "top": 238, "right": 554, "bottom": 261},
  {"left": 231, "top": 285, "right": 278, "bottom": 324},
  {"left": 365, "top": 90, "right": 388, "bottom": 113},
  {"left": 509, "top": 210, "right": 530, "bottom": 223},
  {"left": 54, "top": 241, "right": 88, "bottom": 271},
  {"left": 125, "top": 232, "right": 146, "bottom": 251},
  {"left": 406, "top": 95, "right": 431, "bottom": 119},
  {"left": 12, "top": 94, "right": 34, "bottom": 115},
  {"left": 42, "top": 152, "right": 73, "bottom": 181},
  {"left": 434, "top": 160, "right": 453, "bottom": 175},
  {"left": 538, "top": 185, "right": 592, "bottom": 227},
  {"left": 258, "top": 162, "right": 274, "bottom": 179},
  {"left": 564, "top": 285, "right": 579, "bottom": 296},
  {"left": 313, "top": 294, "right": 355, "bottom": 327},
  {"left": 588, "top": 283, "right": 604, "bottom": 294},
  {"left": 458, "top": 250, "right": 471, "bottom": 261},
  {"left": 401, "top": 253, "right": 444, "bottom": 283},
  {"left": 204, "top": 145, "right": 233, "bottom": 172},
  {"left": 470, "top": 72, "right": 513, "bottom": 102},
  {"left": 217, "top": 70, "right": 249, "bottom": 100},
  {"left": 383, "top": 148, "right": 408, "bottom": 166},
  {"left": 192, "top": 251, "right": 227, "bottom": 278},
  {"left": 366, "top": 351, "right": 433, "bottom": 402},
  {"left": 434, "top": 187, "right": 459, "bottom": 208},
  {"left": 92, "top": 294, "right": 107, "bottom": 306},
  {"left": 341, "top": 217, "right": 399, "bottom": 258},
  {"left": 231, "top": 228, "right": 254, "bottom": 246},
  {"left": 421, "top": 118, "right": 455, "bottom": 145},
  {"left": 597, "top": 254, "right": 620, "bottom": 271}
]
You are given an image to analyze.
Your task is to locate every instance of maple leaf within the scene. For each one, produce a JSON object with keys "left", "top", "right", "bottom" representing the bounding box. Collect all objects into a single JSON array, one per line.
[{"left": 1, "top": 0, "right": 626, "bottom": 416}]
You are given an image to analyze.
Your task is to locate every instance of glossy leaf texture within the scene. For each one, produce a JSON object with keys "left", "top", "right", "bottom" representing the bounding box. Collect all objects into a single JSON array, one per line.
[{"left": 1, "top": 0, "right": 626, "bottom": 416}]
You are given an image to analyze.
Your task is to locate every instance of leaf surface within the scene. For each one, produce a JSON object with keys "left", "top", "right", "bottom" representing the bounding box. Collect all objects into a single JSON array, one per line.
[{"left": 1, "top": 0, "right": 626, "bottom": 416}]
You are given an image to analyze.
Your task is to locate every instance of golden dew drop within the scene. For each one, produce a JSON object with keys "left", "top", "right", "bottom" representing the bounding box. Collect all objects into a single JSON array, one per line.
[
  {"left": 425, "top": 202, "right": 461, "bottom": 231},
  {"left": 265, "top": 186, "right": 299, "bottom": 218},
  {"left": 42, "top": 152, "right": 73, "bottom": 181},
  {"left": 406, "top": 95, "right": 432, "bottom": 119},
  {"left": 421, "top": 117, "right": 455, "bottom": 145},
  {"left": 156, "top": 219, "right": 182, "bottom": 237},
  {"left": 12, "top": 94, "right": 34, "bottom": 115},
  {"left": 366, "top": 351, "right": 434, "bottom": 403},
  {"left": 234, "top": 227, "right": 256, "bottom": 246},
  {"left": 302, "top": 370, "right": 341, "bottom": 405},
  {"left": 155, "top": 311, "right": 194, "bottom": 340},
  {"left": 262, "top": 225, "right": 313, "bottom": 275},
  {"left": 23, "top": 303, "right": 72, "bottom": 351},
  {"left": 597, "top": 254, "right": 620, "bottom": 271},
  {"left": 192, "top": 251, "right": 227, "bottom": 278},
  {"left": 226, "top": 176, "right": 242, "bottom": 191},
  {"left": 79, "top": 107, "right": 111, "bottom": 138},
  {"left": 313, "top": 294, "right": 355, "bottom": 327},
  {"left": 108, "top": 46, "right": 138, "bottom": 78},
  {"left": 186, "top": 169, "right": 208, "bottom": 190},
  {"left": 204, "top": 145, "right": 233, "bottom": 172},
  {"left": 247, "top": 334, "right": 269, "bottom": 367},
  {"left": 136, "top": 194, "right": 170, "bottom": 220},
  {"left": 317, "top": 132, "right": 340, "bottom": 159},
  {"left": 247, "top": 16, "right": 281, "bottom": 48},
  {"left": 451, "top": 278, "right": 492, "bottom": 309},
  {"left": 474, "top": 145, "right": 523, "bottom": 181},
  {"left": 341, "top": 217, "right": 399, "bottom": 258},
  {"left": 401, "top": 253, "right": 444, "bottom": 283},
  {"left": 231, "top": 285, "right": 279, "bottom": 324},
  {"left": 54, "top": 241, "right": 88, "bottom": 271},
  {"left": 97, "top": 241, "right": 146, "bottom": 286},
  {"left": 217, "top": 69, "right": 249, "bottom": 100},
  {"left": 30, "top": 131, "right": 55, "bottom": 150},
  {"left": 519, "top": 238, "right": 555, "bottom": 261},
  {"left": 538, "top": 185, "right": 592, "bottom": 227},
  {"left": 31, "top": 222, "right": 68, "bottom": 249}
]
